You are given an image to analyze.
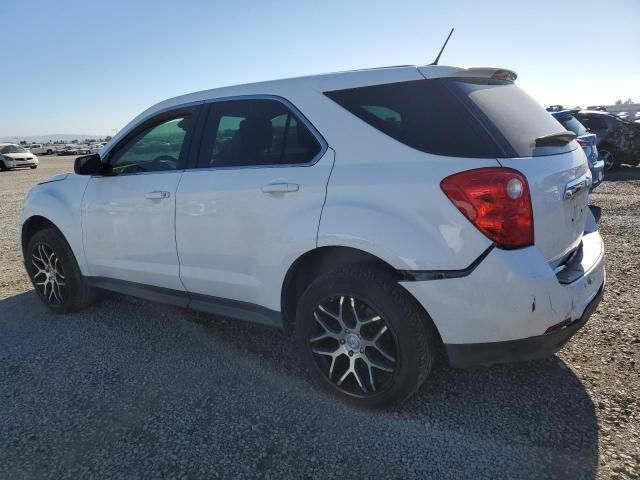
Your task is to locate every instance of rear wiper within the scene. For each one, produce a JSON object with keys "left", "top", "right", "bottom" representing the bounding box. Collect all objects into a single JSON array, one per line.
[{"left": 534, "top": 131, "right": 577, "bottom": 147}]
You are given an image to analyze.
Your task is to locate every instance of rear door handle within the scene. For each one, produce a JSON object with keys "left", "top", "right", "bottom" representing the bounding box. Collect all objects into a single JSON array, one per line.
[
  {"left": 261, "top": 182, "right": 299, "bottom": 193},
  {"left": 145, "top": 190, "right": 171, "bottom": 200}
]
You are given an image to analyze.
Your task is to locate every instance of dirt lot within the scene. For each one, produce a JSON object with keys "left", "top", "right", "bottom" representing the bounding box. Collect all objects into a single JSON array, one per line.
[{"left": 0, "top": 156, "right": 638, "bottom": 479}]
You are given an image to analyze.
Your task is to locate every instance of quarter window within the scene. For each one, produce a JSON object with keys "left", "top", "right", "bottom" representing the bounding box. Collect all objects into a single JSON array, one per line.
[
  {"left": 197, "top": 99, "right": 321, "bottom": 168},
  {"left": 110, "top": 113, "right": 194, "bottom": 174}
]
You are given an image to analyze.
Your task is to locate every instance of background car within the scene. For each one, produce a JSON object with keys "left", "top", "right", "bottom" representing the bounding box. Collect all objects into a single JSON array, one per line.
[
  {"left": 27, "top": 143, "right": 55, "bottom": 155},
  {"left": 551, "top": 109, "right": 605, "bottom": 189},
  {"left": 0, "top": 143, "right": 39, "bottom": 170},
  {"left": 575, "top": 111, "right": 640, "bottom": 170},
  {"left": 56, "top": 145, "right": 86, "bottom": 155}
]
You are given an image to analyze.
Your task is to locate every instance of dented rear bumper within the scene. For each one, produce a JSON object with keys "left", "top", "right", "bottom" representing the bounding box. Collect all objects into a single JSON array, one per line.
[
  {"left": 444, "top": 283, "right": 603, "bottom": 368},
  {"left": 400, "top": 221, "right": 605, "bottom": 367}
]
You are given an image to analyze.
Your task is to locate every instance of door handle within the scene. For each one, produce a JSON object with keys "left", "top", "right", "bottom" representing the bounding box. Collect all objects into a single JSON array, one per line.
[
  {"left": 145, "top": 190, "right": 171, "bottom": 200},
  {"left": 261, "top": 182, "right": 299, "bottom": 193}
]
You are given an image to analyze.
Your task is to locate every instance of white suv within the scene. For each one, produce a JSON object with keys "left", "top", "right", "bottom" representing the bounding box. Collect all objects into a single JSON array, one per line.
[{"left": 20, "top": 65, "right": 605, "bottom": 407}]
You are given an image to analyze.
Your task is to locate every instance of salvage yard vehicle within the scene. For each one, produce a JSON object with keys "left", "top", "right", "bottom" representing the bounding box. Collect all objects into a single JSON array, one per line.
[
  {"left": 27, "top": 144, "right": 55, "bottom": 155},
  {"left": 575, "top": 110, "right": 640, "bottom": 171},
  {"left": 0, "top": 143, "right": 38, "bottom": 170},
  {"left": 20, "top": 65, "right": 605, "bottom": 407},
  {"left": 551, "top": 109, "right": 605, "bottom": 189}
]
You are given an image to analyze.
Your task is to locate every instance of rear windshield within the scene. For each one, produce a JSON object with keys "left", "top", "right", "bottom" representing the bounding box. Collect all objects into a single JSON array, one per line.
[
  {"left": 325, "top": 78, "right": 572, "bottom": 158},
  {"left": 556, "top": 115, "right": 588, "bottom": 136}
]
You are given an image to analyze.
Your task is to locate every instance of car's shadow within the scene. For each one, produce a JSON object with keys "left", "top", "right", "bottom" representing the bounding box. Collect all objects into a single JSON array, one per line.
[
  {"left": 601, "top": 164, "right": 640, "bottom": 182},
  {"left": 0, "top": 290, "right": 599, "bottom": 479}
]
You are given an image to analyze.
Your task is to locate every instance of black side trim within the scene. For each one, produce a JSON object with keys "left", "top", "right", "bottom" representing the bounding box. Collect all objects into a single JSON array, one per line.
[
  {"left": 397, "top": 244, "right": 495, "bottom": 281},
  {"left": 85, "top": 277, "right": 282, "bottom": 328},
  {"left": 445, "top": 283, "right": 604, "bottom": 368},
  {"left": 87, "top": 277, "right": 190, "bottom": 308},
  {"left": 189, "top": 293, "right": 282, "bottom": 328}
]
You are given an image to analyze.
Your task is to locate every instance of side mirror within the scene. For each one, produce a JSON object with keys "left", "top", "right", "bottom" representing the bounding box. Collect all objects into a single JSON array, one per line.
[{"left": 74, "top": 154, "right": 110, "bottom": 175}]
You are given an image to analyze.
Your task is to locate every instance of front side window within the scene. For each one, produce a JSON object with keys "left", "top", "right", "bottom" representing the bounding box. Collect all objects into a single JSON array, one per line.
[
  {"left": 110, "top": 113, "right": 194, "bottom": 174},
  {"left": 197, "top": 99, "right": 321, "bottom": 168}
]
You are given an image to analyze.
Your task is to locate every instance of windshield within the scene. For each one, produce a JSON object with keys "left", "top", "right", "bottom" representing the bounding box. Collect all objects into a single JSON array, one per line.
[{"left": 1, "top": 145, "right": 27, "bottom": 154}]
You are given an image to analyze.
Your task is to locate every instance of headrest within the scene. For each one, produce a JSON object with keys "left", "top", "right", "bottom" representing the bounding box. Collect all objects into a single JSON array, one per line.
[{"left": 239, "top": 117, "right": 273, "bottom": 151}]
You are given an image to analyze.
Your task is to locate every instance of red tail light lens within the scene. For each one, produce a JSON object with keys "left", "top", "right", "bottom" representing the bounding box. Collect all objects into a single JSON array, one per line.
[
  {"left": 576, "top": 138, "right": 590, "bottom": 148},
  {"left": 440, "top": 167, "right": 534, "bottom": 249}
]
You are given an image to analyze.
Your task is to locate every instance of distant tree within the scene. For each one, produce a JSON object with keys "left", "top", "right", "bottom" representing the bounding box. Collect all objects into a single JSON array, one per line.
[
  {"left": 624, "top": 97, "right": 634, "bottom": 104},
  {"left": 105, "top": 136, "right": 112, "bottom": 142},
  {"left": 615, "top": 99, "right": 623, "bottom": 105},
  {"left": 71, "top": 139, "right": 78, "bottom": 144}
]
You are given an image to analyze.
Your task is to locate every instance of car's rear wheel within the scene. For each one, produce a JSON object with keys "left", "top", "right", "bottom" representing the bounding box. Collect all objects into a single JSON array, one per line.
[
  {"left": 26, "top": 228, "right": 96, "bottom": 314},
  {"left": 30, "top": 165, "right": 37, "bottom": 169},
  {"left": 600, "top": 148, "right": 616, "bottom": 171},
  {"left": 296, "top": 266, "right": 436, "bottom": 408}
]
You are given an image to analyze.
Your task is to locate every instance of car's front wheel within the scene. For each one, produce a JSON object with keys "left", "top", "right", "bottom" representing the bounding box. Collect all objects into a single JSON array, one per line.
[
  {"left": 296, "top": 266, "right": 437, "bottom": 408},
  {"left": 26, "top": 228, "right": 96, "bottom": 314}
]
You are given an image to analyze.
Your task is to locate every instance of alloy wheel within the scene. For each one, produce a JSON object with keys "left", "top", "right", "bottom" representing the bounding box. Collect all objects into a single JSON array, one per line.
[
  {"left": 31, "top": 243, "right": 66, "bottom": 304},
  {"left": 309, "top": 295, "right": 398, "bottom": 396},
  {"left": 600, "top": 150, "right": 615, "bottom": 171}
]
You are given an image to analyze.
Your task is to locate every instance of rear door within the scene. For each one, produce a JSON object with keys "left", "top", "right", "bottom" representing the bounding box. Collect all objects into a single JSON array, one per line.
[{"left": 175, "top": 97, "right": 333, "bottom": 313}]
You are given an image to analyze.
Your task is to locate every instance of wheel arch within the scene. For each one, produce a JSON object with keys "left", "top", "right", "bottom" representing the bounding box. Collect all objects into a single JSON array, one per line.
[{"left": 21, "top": 215, "right": 64, "bottom": 256}]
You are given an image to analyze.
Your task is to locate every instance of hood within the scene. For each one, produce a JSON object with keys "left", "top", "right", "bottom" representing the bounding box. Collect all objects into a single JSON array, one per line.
[
  {"left": 3, "top": 152, "right": 35, "bottom": 159},
  {"left": 38, "top": 173, "right": 70, "bottom": 185}
]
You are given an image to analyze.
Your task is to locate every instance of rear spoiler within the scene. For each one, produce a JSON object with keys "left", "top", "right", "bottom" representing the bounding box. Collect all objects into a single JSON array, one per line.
[{"left": 418, "top": 65, "right": 518, "bottom": 82}]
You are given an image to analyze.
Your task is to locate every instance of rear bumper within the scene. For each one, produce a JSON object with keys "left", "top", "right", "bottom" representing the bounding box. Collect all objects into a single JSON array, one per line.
[
  {"left": 590, "top": 158, "right": 605, "bottom": 190},
  {"left": 445, "top": 283, "right": 603, "bottom": 368},
  {"left": 400, "top": 220, "right": 605, "bottom": 367}
]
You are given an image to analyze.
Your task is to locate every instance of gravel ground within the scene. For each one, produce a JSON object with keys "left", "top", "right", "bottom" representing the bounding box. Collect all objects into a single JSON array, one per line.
[{"left": 0, "top": 156, "right": 638, "bottom": 479}]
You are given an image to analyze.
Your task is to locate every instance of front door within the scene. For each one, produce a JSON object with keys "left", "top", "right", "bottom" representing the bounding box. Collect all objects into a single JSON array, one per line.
[{"left": 82, "top": 109, "right": 197, "bottom": 290}]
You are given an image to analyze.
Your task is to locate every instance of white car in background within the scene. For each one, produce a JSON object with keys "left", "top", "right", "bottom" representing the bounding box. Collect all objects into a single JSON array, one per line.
[
  {"left": 0, "top": 143, "right": 38, "bottom": 171},
  {"left": 19, "top": 64, "right": 605, "bottom": 407},
  {"left": 90, "top": 143, "right": 107, "bottom": 154},
  {"left": 28, "top": 144, "right": 56, "bottom": 155}
]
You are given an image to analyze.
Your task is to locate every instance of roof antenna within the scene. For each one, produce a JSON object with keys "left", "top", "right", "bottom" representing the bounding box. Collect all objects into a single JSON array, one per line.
[{"left": 430, "top": 28, "right": 455, "bottom": 65}]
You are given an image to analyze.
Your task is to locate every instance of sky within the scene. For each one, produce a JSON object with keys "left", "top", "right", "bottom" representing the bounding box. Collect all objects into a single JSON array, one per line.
[{"left": 1, "top": 0, "right": 639, "bottom": 137}]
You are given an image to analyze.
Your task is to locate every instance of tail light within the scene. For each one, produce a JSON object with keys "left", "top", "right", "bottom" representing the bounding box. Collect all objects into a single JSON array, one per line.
[
  {"left": 440, "top": 167, "right": 534, "bottom": 249},
  {"left": 576, "top": 139, "right": 590, "bottom": 148}
]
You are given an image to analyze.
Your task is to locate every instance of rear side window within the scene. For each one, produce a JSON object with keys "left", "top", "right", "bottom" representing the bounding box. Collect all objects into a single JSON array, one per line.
[
  {"left": 197, "top": 99, "right": 322, "bottom": 168},
  {"left": 325, "top": 78, "right": 571, "bottom": 158},
  {"left": 577, "top": 114, "right": 609, "bottom": 131}
]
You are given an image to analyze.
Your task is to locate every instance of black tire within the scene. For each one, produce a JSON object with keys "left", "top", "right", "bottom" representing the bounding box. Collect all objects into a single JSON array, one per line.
[
  {"left": 25, "top": 228, "right": 96, "bottom": 314},
  {"left": 30, "top": 165, "right": 37, "bottom": 169},
  {"left": 0, "top": 161, "right": 7, "bottom": 171},
  {"left": 46, "top": 149, "right": 53, "bottom": 155},
  {"left": 296, "top": 266, "right": 437, "bottom": 408},
  {"left": 599, "top": 147, "right": 618, "bottom": 171}
]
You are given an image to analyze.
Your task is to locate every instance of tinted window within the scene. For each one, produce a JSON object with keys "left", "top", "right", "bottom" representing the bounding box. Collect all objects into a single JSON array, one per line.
[
  {"left": 111, "top": 113, "right": 193, "bottom": 174},
  {"left": 557, "top": 115, "right": 588, "bottom": 136},
  {"left": 325, "top": 78, "right": 571, "bottom": 158},
  {"left": 197, "top": 99, "right": 321, "bottom": 168},
  {"left": 577, "top": 114, "right": 609, "bottom": 131}
]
